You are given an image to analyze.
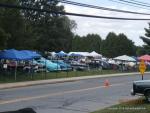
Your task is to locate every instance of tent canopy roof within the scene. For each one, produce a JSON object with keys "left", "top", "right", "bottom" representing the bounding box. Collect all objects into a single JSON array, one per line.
[
  {"left": 21, "top": 50, "right": 41, "bottom": 58},
  {"left": 138, "top": 54, "right": 150, "bottom": 61},
  {"left": 0, "top": 49, "right": 41, "bottom": 60},
  {"left": 56, "top": 51, "right": 67, "bottom": 57},
  {"left": 113, "top": 55, "right": 136, "bottom": 62},
  {"left": 0, "top": 49, "right": 32, "bottom": 60},
  {"left": 69, "top": 53, "right": 83, "bottom": 57},
  {"left": 90, "top": 51, "right": 102, "bottom": 57}
]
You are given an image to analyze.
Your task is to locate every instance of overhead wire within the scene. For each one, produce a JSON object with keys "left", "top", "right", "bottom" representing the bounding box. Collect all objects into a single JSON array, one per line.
[
  {"left": 60, "top": 0, "right": 150, "bottom": 15},
  {"left": 0, "top": 3, "right": 150, "bottom": 20},
  {"left": 115, "top": 0, "right": 150, "bottom": 8},
  {"left": 130, "top": 0, "right": 150, "bottom": 6},
  {"left": 108, "top": 0, "right": 150, "bottom": 10}
]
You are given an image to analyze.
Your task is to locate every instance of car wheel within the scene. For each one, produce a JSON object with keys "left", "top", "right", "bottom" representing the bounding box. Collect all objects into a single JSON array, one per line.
[{"left": 145, "top": 90, "right": 150, "bottom": 102}]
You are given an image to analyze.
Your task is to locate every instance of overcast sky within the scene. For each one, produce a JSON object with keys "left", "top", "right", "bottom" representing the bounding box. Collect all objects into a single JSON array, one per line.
[{"left": 60, "top": 0, "right": 150, "bottom": 46}]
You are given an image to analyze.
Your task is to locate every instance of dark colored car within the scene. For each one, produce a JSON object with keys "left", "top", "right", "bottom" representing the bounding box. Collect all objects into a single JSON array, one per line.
[
  {"left": 88, "top": 59, "right": 110, "bottom": 70},
  {"left": 88, "top": 61, "right": 101, "bottom": 69},
  {"left": 131, "top": 80, "right": 150, "bottom": 102}
]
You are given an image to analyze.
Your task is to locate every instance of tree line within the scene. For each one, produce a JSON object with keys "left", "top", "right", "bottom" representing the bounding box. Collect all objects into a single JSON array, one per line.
[
  {"left": 72, "top": 32, "right": 136, "bottom": 58},
  {"left": 0, "top": 0, "right": 149, "bottom": 58},
  {"left": 0, "top": 0, "right": 76, "bottom": 52}
]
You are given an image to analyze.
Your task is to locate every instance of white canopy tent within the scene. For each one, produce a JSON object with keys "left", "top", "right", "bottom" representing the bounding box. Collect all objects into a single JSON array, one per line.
[
  {"left": 69, "top": 51, "right": 102, "bottom": 58},
  {"left": 50, "top": 52, "right": 56, "bottom": 56},
  {"left": 113, "top": 55, "right": 136, "bottom": 62},
  {"left": 89, "top": 51, "right": 102, "bottom": 58},
  {"left": 68, "top": 52, "right": 90, "bottom": 57},
  {"left": 108, "top": 59, "right": 117, "bottom": 64}
]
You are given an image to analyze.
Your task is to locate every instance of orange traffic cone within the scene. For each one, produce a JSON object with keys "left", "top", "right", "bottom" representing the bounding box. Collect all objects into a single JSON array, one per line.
[{"left": 104, "top": 79, "right": 110, "bottom": 87}]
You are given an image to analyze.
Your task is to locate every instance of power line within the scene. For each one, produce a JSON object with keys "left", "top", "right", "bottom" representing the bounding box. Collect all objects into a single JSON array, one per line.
[
  {"left": 60, "top": 0, "right": 150, "bottom": 15},
  {"left": 108, "top": 0, "right": 150, "bottom": 10},
  {"left": 130, "top": 0, "right": 150, "bottom": 6},
  {"left": 117, "top": 0, "right": 150, "bottom": 8},
  {"left": 0, "top": 3, "right": 150, "bottom": 21}
]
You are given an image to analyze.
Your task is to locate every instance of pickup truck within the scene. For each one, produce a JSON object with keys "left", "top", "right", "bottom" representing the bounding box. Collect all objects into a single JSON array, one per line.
[{"left": 131, "top": 80, "right": 150, "bottom": 102}]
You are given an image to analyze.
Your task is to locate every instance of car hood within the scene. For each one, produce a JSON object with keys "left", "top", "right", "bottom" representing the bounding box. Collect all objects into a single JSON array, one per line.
[{"left": 133, "top": 80, "right": 150, "bottom": 85}]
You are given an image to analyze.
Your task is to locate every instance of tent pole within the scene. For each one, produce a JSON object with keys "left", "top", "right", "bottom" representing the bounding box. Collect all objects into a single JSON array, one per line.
[
  {"left": 121, "top": 61, "right": 123, "bottom": 72},
  {"left": 15, "top": 61, "right": 17, "bottom": 81},
  {"left": 45, "top": 58, "right": 46, "bottom": 79},
  {"left": 67, "top": 63, "right": 68, "bottom": 77},
  {"left": 31, "top": 59, "right": 33, "bottom": 80},
  {"left": 56, "top": 57, "right": 58, "bottom": 78},
  {"left": 28, "top": 60, "right": 31, "bottom": 79},
  {"left": 66, "top": 56, "right": 68, "bottom": 77}
]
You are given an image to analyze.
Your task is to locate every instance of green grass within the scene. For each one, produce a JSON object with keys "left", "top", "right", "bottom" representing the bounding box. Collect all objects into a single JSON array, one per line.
[
  {"left": 91, "top": 98, "right": 150, "bottom": 113},
  {"left": 0, "top": 69, "right": 121, "bottom": 83}
]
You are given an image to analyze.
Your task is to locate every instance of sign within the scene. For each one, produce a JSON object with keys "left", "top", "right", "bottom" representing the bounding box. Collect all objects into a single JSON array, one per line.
[{"left": 139, "top": 60, "right": 146, "bottom": 75}]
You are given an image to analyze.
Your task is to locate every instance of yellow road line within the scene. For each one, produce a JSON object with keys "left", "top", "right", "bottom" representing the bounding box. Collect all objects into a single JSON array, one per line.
[{"left": 0, "top": 82, "right": 131, "bottom": 105}]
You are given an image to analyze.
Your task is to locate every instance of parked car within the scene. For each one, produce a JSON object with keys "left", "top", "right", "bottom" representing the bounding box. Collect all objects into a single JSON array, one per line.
[
  {"left": 70, "top": 60, "right": 88, "bottom": 71},
  {"left": 131, "top": 80, "right": 150, "bottom": 102},
  {"left": 52, "top": 60, "right": 72, "bottom": 71},
  {"left": 34, "top": 58, "right": 61, "bottom": 72},
  {"left": 88, "top": 60, "right": 102, "bottom": 69},
  {"left": 100, "top": 60, "right": 110, "bottom": 70}
]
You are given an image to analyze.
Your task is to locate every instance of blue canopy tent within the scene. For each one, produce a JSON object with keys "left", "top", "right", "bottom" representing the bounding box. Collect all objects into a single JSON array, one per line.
[
  {"left": 21, "top": 50, "right": 41, "bottom": 59},
  {"left": 20, "top": 50, "right": 42, "bottom": 78},
  {"left": 0, "top": 49, "right": 36, "bottom": 80},
  {"left": 0, "top": 49, "right": 32, "bottom": 60},
  {"left": 56, "top": 51, "right": 68, "bottom": 57}
]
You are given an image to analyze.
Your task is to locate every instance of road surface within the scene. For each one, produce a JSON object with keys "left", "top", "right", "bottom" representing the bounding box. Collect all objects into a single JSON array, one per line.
[{"left": 0, "top": 73, "right": 149, "bottom": 113}]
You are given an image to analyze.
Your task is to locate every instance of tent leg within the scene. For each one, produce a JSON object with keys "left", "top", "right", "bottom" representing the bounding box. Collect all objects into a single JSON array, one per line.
[
  {"left": 31, "top": 60, "right": 33, "bottom": 80},
  {"left": 56, "top": 58, "right": 58, "bottom": 78},
  {"left": 45, "top": 59, "right": 46, "bottom": 79},
  {"left": 15, "top": 61, "right": 17, "bottom": 81}
]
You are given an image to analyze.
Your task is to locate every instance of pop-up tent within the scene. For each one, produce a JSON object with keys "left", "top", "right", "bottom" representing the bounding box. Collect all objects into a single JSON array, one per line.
[
  {"left": 0, "top": 49, "right": 40, "bottom": 80},
  {"left": 21, "top": 50, "right": 41, "bottom": 59},
  {"left": 113, "top": 55, "right": 136, "bottom": 62},
  {"left": 113, "top": 55, "right": 137, "bottom": 72},
  {"left": 0, "top": 49, "right": 32, "bottom": 60},
  {"left": 89, "top": 51, "right": 102, "bottom": 58},
  {"left": 69, "top": 52, "right": 90, "bottom": 57},
  {"left": 56, "top": 51, "right": 67, "bottom": 57},
  {"left": 69, "top": 53, "right": 83, "bottom": 57},
  {"left": 138, "top": 55, "right": 150, "bottom": 61}
]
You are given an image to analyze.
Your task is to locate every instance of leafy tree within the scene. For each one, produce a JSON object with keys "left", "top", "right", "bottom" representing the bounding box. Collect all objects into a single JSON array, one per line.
[
  {"left": 72, "top": 34, "right": 102, "bottom": 53},
  {"left": 0, "top": 27, "right": 10, "bottom": 49},
  {"left": 0, "top": 0, "right": 25, "bottom": 49},
  {"left": 101, "top": 32, "right": 135, "bottom": 58},
  {"left": 85, "top": 34, "right": 102, "bottom": 53},
  {"left": 140, "top": 23, "right": 150, "bottom": 54},
  {"left": 117, "top": 33, "right": 135, "bottom": 56},
  {"left": 71, "top": 35, "right": 82, "bottom": 51},
  {"left": 19, "top": 0, "right": 76, "bottom": 52},
  {"left": 0, "top": 0, "right": 76, "bottom": 51},
  {"left": 136, "top": 46, "right": 146, "bottom": 56},
  {"left": 101, "top": 32, "right": 118, "bottom": 57}
]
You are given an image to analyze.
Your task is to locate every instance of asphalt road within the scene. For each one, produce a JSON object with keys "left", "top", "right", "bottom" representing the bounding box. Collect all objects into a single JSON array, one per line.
[{"left": 0, "top": 73, "right": 150, "bottom": 113}]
